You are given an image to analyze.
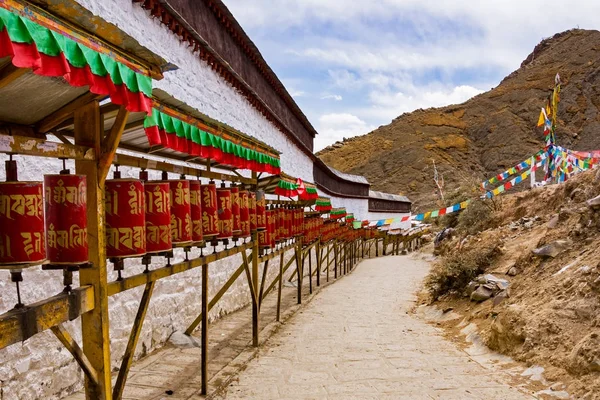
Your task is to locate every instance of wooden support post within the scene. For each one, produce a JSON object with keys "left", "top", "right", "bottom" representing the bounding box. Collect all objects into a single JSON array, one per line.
[
  {"left": 296, "top": 241, "right": 303, "bottom": 304},
  {"left": 201, "top": 263, "right": 209, "bottom": 395},
  {"left": 316, "top": 241, "right": 321, "bottom": 287},
  {"left": 258, "top": 260, "right": 270, "bottom": 310},
  {"left": 184, "top": 261, "right": 246, "bottom": 335},
  {"left": 276, "top": 252, "right": 284, "bottom": 322},
  {"left": 51, "top": 324, "right": 99, "bottom": 388},
  {"left": 334, "top": 242, "right": 338, "bottom": 279},
  {"left": 326, "top": 243, "right": 330, "bottom": 282},
  {"left": 308, "top": 247, "right": 313, "bottom": 294},
  {"left": 376, "top": 238, "right": 379, "bottom": 257},
  {"left": 113, "top": 281, "right": 155, "bottom": 400},
  {"left": 75, "top": 100, "right": 112, "bottom": 400},
  {"left": 251, "top": 172, "right": 260, "bottom": 347}
]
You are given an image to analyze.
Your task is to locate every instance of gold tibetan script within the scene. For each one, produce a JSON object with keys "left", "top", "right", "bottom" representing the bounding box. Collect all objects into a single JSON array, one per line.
[
  {"left": 0, "top": 192, "right": 43, "bottom": 220},
  {"left": 172, "top": 182, "right": 190, "bottom": 206},
  {"left": 147, "top": 224, "right": 170, "bottom": 244},
  {"left": 47, "top": 223, "right": 87, "bottom": 249},
  {"left": 21, "top": 232, "right": 43, "bottom": 258},
  {"left": 106, "top": 226, "right": 145, "bottom": 250},
  {"left": 202, "top": 187, "right": 215, "bottom": 207},
  {"left": 147, "top": 186, "right": 169, "bottom": 214},
  {"left": 47, "top": 179, "right": 86, "bottom": 206}
]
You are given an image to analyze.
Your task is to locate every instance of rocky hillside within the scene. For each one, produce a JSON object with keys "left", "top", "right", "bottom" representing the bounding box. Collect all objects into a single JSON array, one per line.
[
  {"left": 318, "top": 29, "right": 600, "bottom": 211},
  {"left": 421, "top": 168, "right": 600, "bottom": 399}
]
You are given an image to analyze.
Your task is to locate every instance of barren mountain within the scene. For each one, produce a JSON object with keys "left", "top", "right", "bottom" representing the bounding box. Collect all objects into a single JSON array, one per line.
[{"left": 317, "top": 29, "right": 600, "bottom": 212}]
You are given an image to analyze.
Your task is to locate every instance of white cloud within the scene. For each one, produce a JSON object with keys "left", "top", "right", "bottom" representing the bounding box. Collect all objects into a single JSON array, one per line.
[
  {"left": 221, "top": 0, "right": 600, "bottom": 149},
  {"left": 289, "top": 90, "right": 306, "bottom": 98},
  {"left": 364, "top": 84, "right": 485, "bottom": 121},
  {"left": 321, "top": 94, "right": 343, "bottom": 101},
  {"left": 314, "top": 113, "right": 376, "bottom": 151}
]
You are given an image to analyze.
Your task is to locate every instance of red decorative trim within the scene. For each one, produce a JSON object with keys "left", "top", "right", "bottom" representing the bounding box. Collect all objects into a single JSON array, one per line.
[{"left": 0, "top": 29, "right": 152, "bottom": 114}]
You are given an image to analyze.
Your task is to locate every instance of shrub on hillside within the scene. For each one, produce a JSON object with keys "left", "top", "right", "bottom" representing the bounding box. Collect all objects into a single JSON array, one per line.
[
  {"left": 456, "top": 197, "right": 502, "bottom": 235},
  {"left": 425, "top": 238, "right": 502, "bottom": 300}
]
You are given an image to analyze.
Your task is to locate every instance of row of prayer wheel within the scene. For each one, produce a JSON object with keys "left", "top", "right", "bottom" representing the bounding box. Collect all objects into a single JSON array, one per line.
[
  {"left": 0, "top": 174, "right": 273, "bottom": 268},
  {"left": 0, "top": 174, "right": 88, "bottom": 268},
  {"left": 105, "top": 179, "right": 269, "bottom": 258},
  {"left": 258, "top": 207, "right": 304, "bottom": 249},
  {"left": 303, "top": 216, "right": 324, "bottom": 244}
]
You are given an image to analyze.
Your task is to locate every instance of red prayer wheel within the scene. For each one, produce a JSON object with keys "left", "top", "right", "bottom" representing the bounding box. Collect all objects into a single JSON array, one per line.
[
  {"left": 274, "top": 207, "right": 282, "bottom": 243},
  {"left": 189, "top": 180, "right": 203, "bottom": 243},
  {"left": 0, "top": 181, "right": 45, "bottom": 267},
  {"left": 239, "top": 190, "right": 251, "bottom": 238},
  {"left": 200, "top": 181, "right": 219, "bottom": 240},
  {"left": 248, "top": 191, "right": 257, "bottom": 232},
  {"left": 255, "top": 190, "right": 266, "bottom": 231},
  {"left": 231, "top": 186, "right": 242, "bottom": 237},
  {"left": 105, "top": 179, "right": 146, "bottom": 258},
  {"left": 268, "top": 208, "right": 276, "bottom": 248},
  {"left": 169, "top": 180, "right": 192, "bottom": 245},
  {"left": 217, "top": 185, "right": 233, "bottom": 240},
  {"left": 259, "top": 209, "right": 273, "bottom": 249},
  {"left": 284, "top": 208, "right": 292, "bottom": 240},
  {"left": 145, "top": 182, "right": 172, "bottom": 254},
  {"left": 44, "top": 174, "right": 88, "bottom": 265}
]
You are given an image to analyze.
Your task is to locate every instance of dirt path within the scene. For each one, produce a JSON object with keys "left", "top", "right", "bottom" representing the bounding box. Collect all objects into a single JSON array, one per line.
[{"left": 214, "top": 255, "right": 533, "bottom": 400}]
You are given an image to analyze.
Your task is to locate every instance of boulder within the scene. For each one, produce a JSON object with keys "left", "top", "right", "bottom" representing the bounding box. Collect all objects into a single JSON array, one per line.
[
  {"left": 493, "top": 290, "right": 510, "bottom": 306},
  {"left": 507, "top": 266, "right": 519, "bottom": 276},
  {"left": 470, "top": 285, "right": 493, "bottom": 302},
  {"left": 532, "top": 240, "right": 572, "bottom": 258},
  {"left": 547, "top": 215, "right": 559, "bottom": 229},
  {"left": 586, "top": 194, "right": 600, "bottom": 208}
]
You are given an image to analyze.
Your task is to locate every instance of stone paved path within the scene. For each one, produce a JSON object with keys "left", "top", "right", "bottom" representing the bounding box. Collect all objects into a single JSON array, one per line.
[{"left": 214, "top": 255, "right": 533, "bottom": 400}]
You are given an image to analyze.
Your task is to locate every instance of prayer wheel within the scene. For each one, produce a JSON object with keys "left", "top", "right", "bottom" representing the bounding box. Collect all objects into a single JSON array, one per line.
[
  {"left": 239, "top": 190, "right": 251, "bottom": 238},
  {"left": 144, "top": 181, "right": 172, "bottom": 254},
  {"left": 189, "top": 180, "right": 203, "bottom": 243},
  {"left": 0, "top": 181, "right": 45, "bottom": 267},
  {"left": 255, "top": 190, "right": 266, "bottom": 231},
  {"left": 105, "top": 179, "right": 146, "bottom": 258},
  {"left": 258, "top": 208, "right": 272, "bottom": 249},
  {"left": 44, "top": 174, "right": 88, "bottom": 265},
  {"left": 248, "top": 191, "right": 257, "bottom": 232},
  {"left": 285, "top": 208, "right": 294, "bottom": 239},
  {"left": 231, "top": 186, "right": 242, "bottom": 237},
  {"left": 200, "top": 181, "right": 219, "bottom": 240},
  {"left": 216, "top": 184, "right": 233, "bottom": 240},
  {"left": 268, "top": 208, "right": 276, "bottom": 248},
  {"left": 169, "top": 180, "right": 192, "bottom": 245},
  {"left": 274, "top": 207, "right": 282, "bottom": 243}
]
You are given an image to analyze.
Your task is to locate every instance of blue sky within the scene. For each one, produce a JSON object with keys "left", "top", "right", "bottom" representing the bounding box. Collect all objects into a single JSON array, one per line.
[{"left": 223, "top": 0, "right": 599, "bottom": 151}]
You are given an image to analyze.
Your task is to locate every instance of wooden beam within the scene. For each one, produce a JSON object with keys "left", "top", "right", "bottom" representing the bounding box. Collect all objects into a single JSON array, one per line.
[
  {"left": 99, "top": 106, "right": 129, "bottom": 183},
  {"left": 113, "top": 282, "right": 155, "bottom": 400},
  {"left": 242, "top": 249, "right": 259, "bottom": 308},
  {"left": 276, "top": 252, "right": 284, "bottom": 321},
  {"left": 108, "top": 242, "right": 252, "bottom": 296},
  {"left": 74, "top": 100, "right": 113, "bottom": 400},
  {"left": 0, "top": 64, "right": 27, "bottom": 90},
  {"left": 0, "top": 134, "right": 94, "bottom": 160},
  {"left": 257, "top": 259, "right": 269, "bottom": 310},
  {"left": 112, "top": 152, "right": 255, "bottom": 185},
  {"left": 0, "top": 286, "right": 94, "bottom": 350},
  {"left": 51, "top": 324, "right": 99, "bottom": 387},
  {"left": 262, "top": 255, "right": 296, "bottom": 301},
  {"left": 200, "top": 263, "right": 208, "bottom": 395},
  {"left": 36, "top": 92, "right": 104, "bottom": 134},
  {"left": 184, "top": 260, "right": 246, "bottom": 336}
]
